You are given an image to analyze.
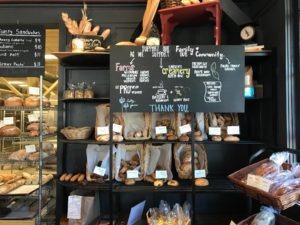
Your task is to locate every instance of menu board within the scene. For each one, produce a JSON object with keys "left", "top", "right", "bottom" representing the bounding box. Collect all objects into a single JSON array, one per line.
[
  {"left": 0, "top": 25, "right": 45, "bottom": 77},
  {"left": 111, "top": 45, "right": 245, "bottom": 113}
]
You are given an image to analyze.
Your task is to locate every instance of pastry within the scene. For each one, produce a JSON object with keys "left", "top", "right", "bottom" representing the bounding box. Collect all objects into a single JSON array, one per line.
[
  {"left": 125, "top": 179, "right": 135, "bottom": 185},
  {"left": 179, "top": 135, "right": 189, "bottom": 142},
  {"left": 113, "top": 134, "right": 124, "bottom": 142},
  {"left": 211, "top": 135, "right": 222, "bottom": 142},
  {"left": 29, "top": 130, "right": 39, "bottom": 137},
  {"left": 24, "top": 96, "right": 39, "bottom": 107},
  {"left": 167, "top": 180, "right": 179, "bottom": 187},
  {"left": 195, "top": 178, "right": 209, "bottom": 186},
  {"left": 167, "top": 135, "right": 177, "bottom": 141},
  {"left": 0, "top": 125, "right": 21, "bottom": 137},
  {"left": 4, "top": 96, "right": 23, "bottom": 107},
  {"left": 59, "top": 173, "right": 68, "bottom": 182},
  {"left": 64, "top": 173, "right": 73, "bottom": 182},
  {"left": 254, "top": 162, "right": 279, "bottom": 177},
  {"left": 77, "top": 174, "right": 85, "bottom": 182},
  {"left": 144, "top": 175, "right": 155, "bottom": 183},
  {"left": 157, "top": 135, "right": 167, "bottom": 140},
  {"left": 134, "top": 131, "right": 142, "bottom": 138},
  {"left": 27, "top": 152, "right": 39, "bottom": 161},
  {"left": 70, "top": 173, "right": 81, "bottom": 182},
  {"left": 8, "top": 149, "right": 28, "bottom": 160},
  {"left": 181, "top": 0, "right": 192, "bottom": 5},
  {"left": 195, "top": 135, "right": 203, "bottom": 141},
  {"left": 154, "top": 180, "right": 164, "bottom": 187},
  {"left": 224, "top": 136, "right": 240, "bottom": 142},
  {"left": 0, "top": 174, "right": 17, "bottom": 182}
]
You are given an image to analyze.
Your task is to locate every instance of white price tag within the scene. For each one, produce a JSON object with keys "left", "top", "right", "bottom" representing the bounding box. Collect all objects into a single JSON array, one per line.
[
  {"left": 127, "top": 170, "right": 139, "bottom": 179},
  {"left": 93, "top": 166, "right": 106, "bottom": 176},
  {"left": 0, "top": 120, "right": 4, "bottom": 128},
  {"left": 247, "top": 174, "right": 273, "bottom": 192},
  {"left": 230, "top": 221, "right": 237, "bottom": 225},
  {"left": 155, "top": 170, "right": 168, "bottom": 179},
  {"left": 3, "top": 117, "right": 14, "bottom": 125},
  {"left": 28, "top": 114, "right": 39, "bottom": 122},
  {"left": 97, "top": 126, "right": 109, "bottom": 135},
  {"left": 209, "top": 127, "right": 221, "bottom": 135},
  {"left": 25, "top": 145, "right": 36, "bottom": 153},
  {"left": 194, "top": 170, "right": 206, "bottom": 178},
  {"left": 113, "top": 123, "right": 122, "bottom": 134},
  {"left": 179, "top": 124, "right": 191, "bottom": 134},
  {"left": 67, "top": 195, "right": 82, "bottom": 219},
  {"left": 155, "top": 126, "right": 167, "bottom": 135},
  {"left": 28, "top": 87, "right": 40, "bottom": 95},
  {"left": 227, "top": 126, "right": 240, "bottom": 135}
]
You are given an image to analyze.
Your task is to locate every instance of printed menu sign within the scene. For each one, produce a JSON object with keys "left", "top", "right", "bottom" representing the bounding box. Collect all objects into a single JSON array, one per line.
[
  {"left": 0, "top": 25, "right": 45, "bottom": 77},
  {"left": 110, "top": 46, "right": 245, "bottom": 113}
]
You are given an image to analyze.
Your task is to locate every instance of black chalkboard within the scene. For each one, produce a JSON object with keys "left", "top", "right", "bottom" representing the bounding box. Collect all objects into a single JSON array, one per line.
[
  {"left": 0, "top": 24, "right": 45, "bottom": 77},
  {"left": 110, "top": 45, "right": 245, "bottom": 113}
]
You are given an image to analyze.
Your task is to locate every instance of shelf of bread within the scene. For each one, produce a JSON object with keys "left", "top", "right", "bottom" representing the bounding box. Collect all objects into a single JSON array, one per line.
[
  {"left": 61, "top": 97, "right": 109, "bottom": 103},
  {"left": 0, "top": 133, "right": 56, "bottom": 141},
  {"left": 0, "top": 106, "right": 57, "bottom": 111}
]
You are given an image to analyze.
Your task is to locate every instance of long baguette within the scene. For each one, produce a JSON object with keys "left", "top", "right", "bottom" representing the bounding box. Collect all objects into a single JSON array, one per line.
[{"left": 0, "top": 179, "right": 26, "bottom": 194}]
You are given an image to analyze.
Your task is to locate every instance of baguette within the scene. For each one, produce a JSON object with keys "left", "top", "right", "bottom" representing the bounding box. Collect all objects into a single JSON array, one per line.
[
  {"left": 6, "top": 176, "right": 23, "bottom": 184},
  {"left": 0, "top": 174, "right": 17, "bottom": 182},
  {"left": 59, "top": 173, "right": 68, "bottom": 182},
  {"left": 77, "top": 174, "right": 85, "bottom": 182},
  {"left": 0, "top": 179, "right": 26, "bottom": 194},
  {"left": 64, "top": 173, "right": 73, "bottom": 182},
  {"left": 70, "top": 173, "right": 80, "bottom": 182}
]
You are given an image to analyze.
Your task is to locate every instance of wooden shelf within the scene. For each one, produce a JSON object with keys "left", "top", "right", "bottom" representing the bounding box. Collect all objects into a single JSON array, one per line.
[{"left": 60, "top": 98, "right": 109, "bottom": 103}]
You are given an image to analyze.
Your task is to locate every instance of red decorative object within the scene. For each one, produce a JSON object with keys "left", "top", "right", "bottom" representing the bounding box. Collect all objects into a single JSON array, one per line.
[{"left": 158, "top": 1, "right": 222, "bottom": 45}]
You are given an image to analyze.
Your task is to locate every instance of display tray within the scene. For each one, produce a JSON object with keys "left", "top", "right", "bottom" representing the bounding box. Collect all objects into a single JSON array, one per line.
[
  {"left": 0, "top": 106, "right": 57, "bottom": 111},
  {"left": 228, "top": 159, "right": 300, "bottom": 210},
  {"left": 52, "top": 51, "right": 109, "bottom": 67},
  {"left": 0, "top": 179, "right": 53, "bottom": 196},
  {"left": 0, "top": 133, "right": 56, "bottom": 141}
]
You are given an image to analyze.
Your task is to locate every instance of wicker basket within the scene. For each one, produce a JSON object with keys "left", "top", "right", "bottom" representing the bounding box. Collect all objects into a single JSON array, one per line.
[
  {"left": 160, "top": 0, "right": 182, "bottom": 9},
  {"left": 237, "top": 214, "right": 300, "bottom": 225},
  {"left": 228, "top": 159, "right": 300, "bottom": 210},
  {"left": 60, "top": 126, "right": 92, "bottom": 140}
]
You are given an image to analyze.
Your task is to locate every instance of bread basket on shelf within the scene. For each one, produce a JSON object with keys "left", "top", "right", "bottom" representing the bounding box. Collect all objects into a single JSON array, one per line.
[
  {"left": 160, "top": 0, "right": 182, "bottom": 9},
  {"left": 237, "top": 214, "right": 300, "bottom": 225},
  {"left": 228, "top": 159, "right": 300, "bottom": 210},
  {"left": 60, "top": 126, "right": 92, "bottom": 140}
]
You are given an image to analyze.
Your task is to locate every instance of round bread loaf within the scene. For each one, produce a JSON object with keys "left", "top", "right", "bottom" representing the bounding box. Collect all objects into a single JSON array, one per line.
[{"left": 5, "top": 96, "right": 23, "bottom": 107}]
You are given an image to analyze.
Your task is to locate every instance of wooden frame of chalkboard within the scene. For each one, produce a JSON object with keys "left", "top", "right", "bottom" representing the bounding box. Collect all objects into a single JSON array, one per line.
[
  {"left": 0, "top": 24, "right": 45, "bottom": 77},
  {"left": 110, "top": 45, "right": 245, "bottom": 113}
]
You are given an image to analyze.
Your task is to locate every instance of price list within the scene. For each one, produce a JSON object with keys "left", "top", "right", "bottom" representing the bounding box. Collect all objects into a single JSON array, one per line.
[{"left": 0, "top": 24, "right": 45, "bottom": 77}]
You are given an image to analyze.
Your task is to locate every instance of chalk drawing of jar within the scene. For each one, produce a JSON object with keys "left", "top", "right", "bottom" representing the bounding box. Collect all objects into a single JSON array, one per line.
[{"left": 203, "top": 81, "right": 222, "bottom": 103}]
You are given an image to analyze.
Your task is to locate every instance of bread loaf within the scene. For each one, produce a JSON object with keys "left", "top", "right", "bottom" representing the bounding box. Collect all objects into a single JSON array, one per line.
[
  {"left": 4, "top": 96, "right": 23, "bottom": 107},
  {"left": 224, "top": 136, "right": 240, "bottom": 142},
  {"left": 24, "top": 96, "right": 51, "bottom": 107},
  {"left": 0, "top": 179, "right": 26, "bottom": 194},
  {"left": 27, "top": 152, "right": 39, "bottom": 161},
  {"left": 0, "top": 174, "right": 17, "bottom": 182},
  {"left": 8, "top": 149, "right": 28, "bottom": 160},
  {"left": 0, "top": 98, "right": 4, "bottom": 106},
  {"left": 0, "top": 125, "right": 21, "bottom": 137},
  {"left": 254, "top": 162, "right": 279, "bottom": 177}
]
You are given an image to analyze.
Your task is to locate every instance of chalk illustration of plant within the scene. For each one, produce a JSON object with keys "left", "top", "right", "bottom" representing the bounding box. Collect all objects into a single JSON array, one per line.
[
  {"left": 119, "top": 97, "right": 125, "bottom": 112},
  {"left": 210, "top": 62, "right": 220, "bottom": 80},
  {"left": 123, "top": 102, "right": 129, "bottom": 112}
]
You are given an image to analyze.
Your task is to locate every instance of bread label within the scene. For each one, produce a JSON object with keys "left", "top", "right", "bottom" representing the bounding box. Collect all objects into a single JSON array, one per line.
[
  {"left": 194, "top": 169, "right": 206, "bottom": 178},
  {"left": 3, "top": 117, "right": 14, "bottom": 125},
  {"left": 113, "top": 123, "right": 122, "bottom": 134},
  {"left": 209, "top": 127, "right": 221, "bottom": 135},
  {"left": 0, "top": 120, "right": 4, "bottom": 128},
  {"left": 93, "top": 166, "right": 106, "bottom": 176},
  {"left": 67, "top": 195, "right": 82, "bottom": 219},
  {"left": 127, "top": 170, "right": 139, "bottom": 179},
  {"left": 227, "top": 126, "right": 240, "bottom": 135},
  {"left": 230, "top": 221, "right": 237, "bottom": 225},
  {"left": 28, "top": 87, "right": 40, "bottom": 95},
  {"left": 28, "top": 114, "right": 39, "bottom": 122},
  {"left": 97, "top": 126, "right": 109, "bottom": 135},
  {"left": 155, "top": 126, "right": 167, "bottom": 135},
  {"left": 179, "top": 124, "right": 191, "bottom": 134},
  {"left": 25, "top": 145, "right": 36, "bottom": 153},
  {"left": 246, "top": 174, "right": 273, "bottom": 192},
  {"left": 155, "top": 170, "right": 168, "bottom": 179}
]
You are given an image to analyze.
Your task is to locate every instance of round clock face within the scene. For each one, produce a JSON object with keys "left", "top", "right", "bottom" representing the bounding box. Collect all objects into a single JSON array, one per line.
[{"left": 240, "top": 26, "right": 255, "bottom": 41}]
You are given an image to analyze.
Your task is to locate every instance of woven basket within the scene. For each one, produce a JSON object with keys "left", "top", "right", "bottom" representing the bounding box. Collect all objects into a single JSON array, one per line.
[
  {"left": 228, "top": 159, "right": 300, "bottom": 210},
  {"left": 60, "top": 126, "right": 92, "bottom": 140},
  {"left": 237, "top": 214, "right": 300, "bottom": 225},
  {"left": 160, "top": 0, "right": 182, "bottom": 9}
]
